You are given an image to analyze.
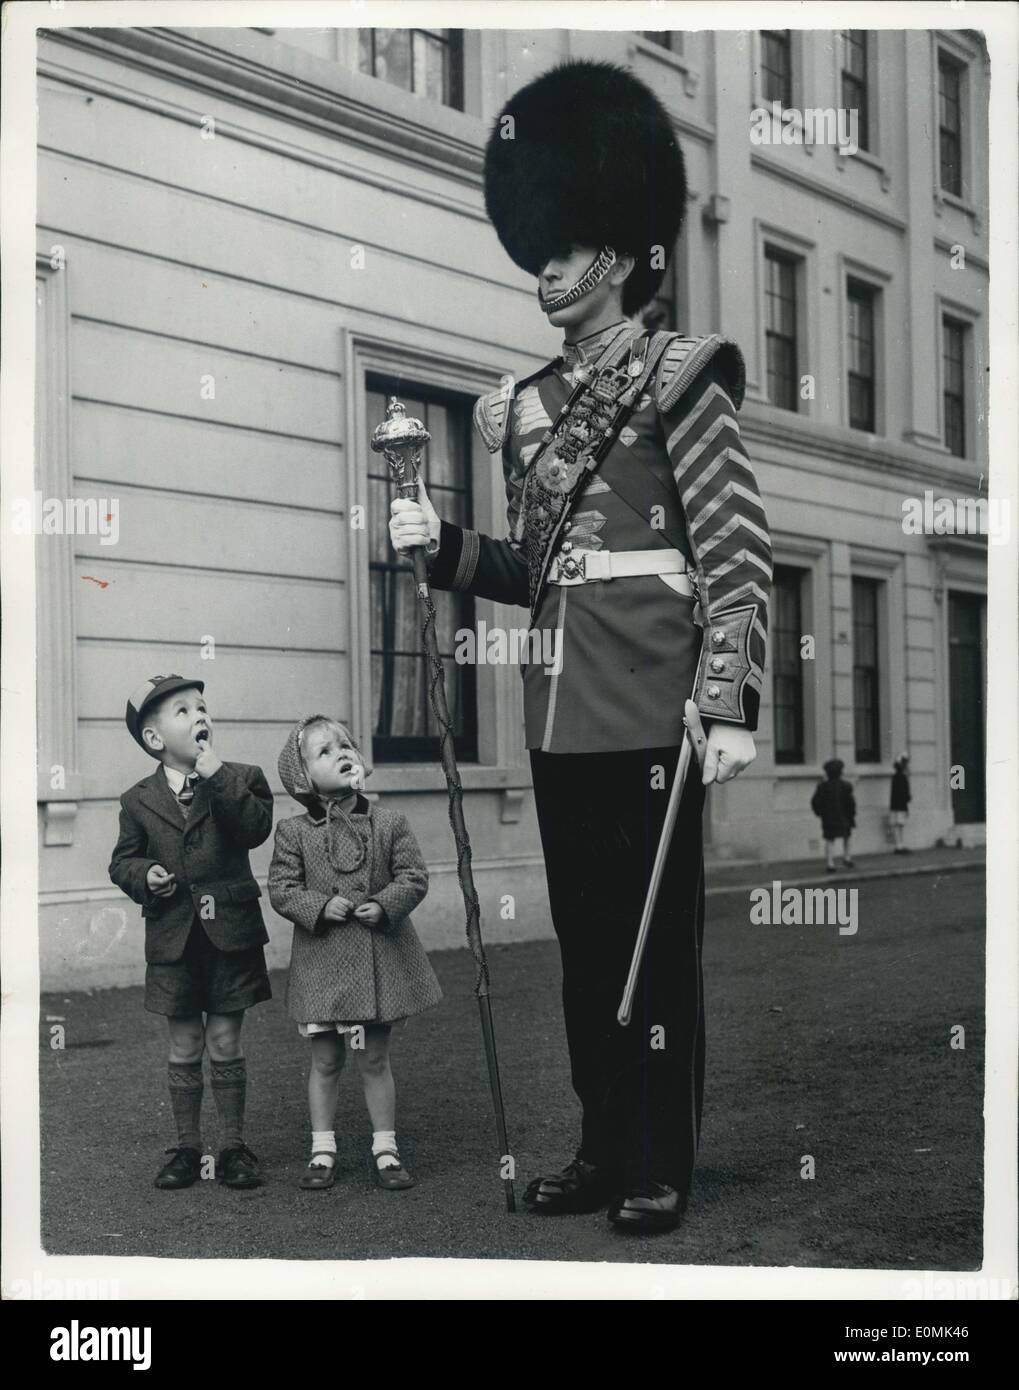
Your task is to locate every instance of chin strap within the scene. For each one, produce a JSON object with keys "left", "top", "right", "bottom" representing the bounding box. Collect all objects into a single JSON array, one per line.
[{"left": 540, "top": 246, "right": 617, "bottom": 314}]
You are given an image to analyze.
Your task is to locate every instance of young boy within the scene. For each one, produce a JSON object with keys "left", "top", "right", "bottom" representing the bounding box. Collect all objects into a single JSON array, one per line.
[{"left": 109, "top": 675, "right": 274, "bottom": 1189}]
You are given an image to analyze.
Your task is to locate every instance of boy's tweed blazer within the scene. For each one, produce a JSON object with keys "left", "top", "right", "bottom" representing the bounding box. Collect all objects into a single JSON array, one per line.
[
  {"left": 108, "top": 761, "right": 273, "bottom": 963},
  {"left": 268, "top": 800, "right": 442, "bottom": 1024}
]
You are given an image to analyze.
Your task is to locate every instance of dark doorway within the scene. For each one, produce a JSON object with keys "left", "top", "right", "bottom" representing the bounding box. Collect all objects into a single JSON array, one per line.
[{"left": 948, "top": 591, "right": 986, "bottom": 824}]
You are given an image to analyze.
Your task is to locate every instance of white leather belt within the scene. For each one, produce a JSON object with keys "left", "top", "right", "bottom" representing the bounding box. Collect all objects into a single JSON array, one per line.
[{"left": 547, "top": 546, "right": 693, "bottom": 589}]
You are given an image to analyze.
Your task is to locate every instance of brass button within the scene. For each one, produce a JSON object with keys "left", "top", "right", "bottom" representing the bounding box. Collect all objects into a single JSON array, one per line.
[
  {"left": 707, "top": 684, "right": 721, "bottom": 699},
  {"left": 712, "top": 630, "right": 726, "bottom": 647},
  {"left": 710, "top": 657, "right": 725, "bottom": 673}
]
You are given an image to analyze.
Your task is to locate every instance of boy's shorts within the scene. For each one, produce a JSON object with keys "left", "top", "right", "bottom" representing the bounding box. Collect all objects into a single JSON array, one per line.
[{"left": 145, "top": 921, "right": 272, "bottom": 1018}]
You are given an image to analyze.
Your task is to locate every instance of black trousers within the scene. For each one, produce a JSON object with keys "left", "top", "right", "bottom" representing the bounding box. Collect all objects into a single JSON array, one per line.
[{"left": 529, "top": 745, "right": 707, "bottom": 1193}]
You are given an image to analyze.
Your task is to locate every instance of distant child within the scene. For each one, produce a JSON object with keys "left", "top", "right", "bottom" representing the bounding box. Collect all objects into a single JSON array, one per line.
[
  {"left": 268, "top": 715, "right": 441, "bottom": 1191},
  {"left": 109, "top": 676, "right": 274, "bottom": 1190},
  {"left": 890, "top": 753, "right": 912, "bottom": 853},
  {"left": 811, "top": 758, "right": 857, "bottom": 872}
]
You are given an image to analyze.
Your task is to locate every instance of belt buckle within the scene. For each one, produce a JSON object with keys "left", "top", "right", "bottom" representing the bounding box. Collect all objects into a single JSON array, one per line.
[{"left": 558, "top": 550, "right": 586, "bottom": 582}]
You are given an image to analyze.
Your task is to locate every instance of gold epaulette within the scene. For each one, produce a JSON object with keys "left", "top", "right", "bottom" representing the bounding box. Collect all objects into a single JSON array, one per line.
[
  {"left": 653, "top": 333, "right": 747, "bottom": 413},
  {"left": 472, "top": 379, "right": 516, "bottom": 454}
]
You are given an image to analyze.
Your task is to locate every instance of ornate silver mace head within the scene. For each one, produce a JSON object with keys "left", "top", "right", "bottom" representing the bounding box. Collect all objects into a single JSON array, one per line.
[{"left": 370, "top": 397, "right": 431, "bottom": 498}]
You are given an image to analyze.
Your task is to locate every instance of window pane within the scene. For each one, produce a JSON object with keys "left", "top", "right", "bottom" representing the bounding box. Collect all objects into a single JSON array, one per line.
[
  {"left": 841, "top": 32, "right": 870, "bottom": 150},
  {"left": 938, "top": 54, "right": 963, "bottom": 195},
  {"left": 942, "top": 318, "right": 966, "bottom": 457},
  {"left": 762, "top": 31, "right": 792, "bottom": 106},
  {"left": 847, "top": 282, "right": 876, "bottom": 431},
  {"left": 413, "top": 30, "right": 448, "bottom": 103},
  {"left": 373, "top": 29, "right": 412, "bottom": 91},
  {"left": 772, "top": 565, "right": 806, "bottom": 762},
  {"left": 765, "top": 249, "right": 798, "bottom": 411},
  {"left": 852, "top": 577, "right": 881, "bottom": 761}
]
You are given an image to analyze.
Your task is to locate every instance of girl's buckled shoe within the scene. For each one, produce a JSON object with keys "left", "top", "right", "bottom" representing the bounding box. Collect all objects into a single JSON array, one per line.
[
  {"left": 299, "top": 1153, "right": 337, "bottom": 1190},
  {"left": 373, "top": 1148, "right": 415, "bottom": 1190}
]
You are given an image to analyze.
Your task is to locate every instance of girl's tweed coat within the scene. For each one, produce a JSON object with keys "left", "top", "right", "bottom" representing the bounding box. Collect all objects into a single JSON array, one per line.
[{"left": 268, "top": 717, "right": 442, "bottom": 1024}]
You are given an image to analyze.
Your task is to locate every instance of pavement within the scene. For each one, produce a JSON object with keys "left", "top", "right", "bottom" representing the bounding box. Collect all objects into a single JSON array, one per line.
[
  {"left": 39, "top": 849, "right": 985, "bottom": 1274},
  {"left": 705, "top": 844, "right": 985, "bottom": 894}
]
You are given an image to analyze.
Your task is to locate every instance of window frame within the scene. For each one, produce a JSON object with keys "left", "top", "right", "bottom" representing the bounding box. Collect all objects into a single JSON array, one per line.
[
  {"left": 763, "top": 535, "right": 830, "bottom": 776},
  {"left": 342, "top": 330, "right": 527, "bottom": 783},
  {"left": 771, "top": 564, "right": 809, "bottom": 765},
  {"left": 851, "top": 575, "right": 883, "bottom": 764},
  {"left": 760, "top": 29, "right": 794, "bottom": 108},
  {"left": 357, "top": 28, "right": 465, "bottom": 112},
  {"left": 840, "top": 29, "right": 871, "bottom": 153},
  {"left": 845, "top": 279, "right": 877, "bottom": 433},
  {"left": 754, "top": 223, "right": 816, "bottom": 416},
  {"left": 364, "top": 373, "right": 478, "bottom": 763},
  {"left": 930, "top": 30, "right": 984, "bottom": 218},
  {"left": 936, "top": 48, "right": 965, "bottom": 199},
  {"left": 763, "top": 245, "right": 801, "bottom": 413},
  {"left": 941, "top": 314, "right": 968, "bottom": 459}
]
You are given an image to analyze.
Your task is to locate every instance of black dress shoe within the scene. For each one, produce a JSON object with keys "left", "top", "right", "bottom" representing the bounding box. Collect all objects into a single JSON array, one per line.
[
  {"left": 608, "top": 1182, "right": 684, "bottom": 1233},
  {"left": 523, "top": 1158, "right": 619, "bottom": 1215},
  {"left": 217, "top": 1143, "right": 264, "bottom": 1189},
  {"left": 154, "top": 1146, "right": 202, "bottom": 1190}
]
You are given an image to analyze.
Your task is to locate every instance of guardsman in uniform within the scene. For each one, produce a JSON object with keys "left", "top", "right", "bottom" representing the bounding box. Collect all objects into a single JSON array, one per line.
[{"left": 389, "top": 61, "right": 772, "bottom": 1233}]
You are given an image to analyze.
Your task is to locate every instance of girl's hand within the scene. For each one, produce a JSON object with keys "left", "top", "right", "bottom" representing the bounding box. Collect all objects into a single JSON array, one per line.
[
  {"left": 353, "top": 901, "right": 384, "bottom": 927},
  {"left": 323, "top": 895, "right": 353, "bottom": 923}
]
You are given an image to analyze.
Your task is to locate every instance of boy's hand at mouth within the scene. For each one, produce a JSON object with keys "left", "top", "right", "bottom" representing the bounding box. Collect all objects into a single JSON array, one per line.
[
  {"left": 194, "top": 735, "right": 222, "bottom": 780},
  {"left": 146, "top": 864, "right": 177, "bottom": 897}
]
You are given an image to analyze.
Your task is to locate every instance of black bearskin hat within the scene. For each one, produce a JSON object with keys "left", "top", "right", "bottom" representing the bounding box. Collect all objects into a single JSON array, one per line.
[{"left": 484, "top": 60, "right": 687, "bottom": 315}]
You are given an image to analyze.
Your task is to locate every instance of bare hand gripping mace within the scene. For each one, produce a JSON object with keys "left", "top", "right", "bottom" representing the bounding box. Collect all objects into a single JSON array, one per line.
[{"left": 371, "top": 398, "right": 515, "bottom": 1213}]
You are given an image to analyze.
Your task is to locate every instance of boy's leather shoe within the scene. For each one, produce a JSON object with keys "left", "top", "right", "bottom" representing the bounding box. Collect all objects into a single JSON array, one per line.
[
  {"left": 217, "top": 1143, "right": 264, "bottom": 1189},
  {"left": 523, "top": 1157, "right": 619, "bottom": 1214},
  {"left": 154, "top": 1146, "right": 202, "bottom": 1190},
  {"left": 607, "top": 1181, "right": 684, "bottom": 1233}
]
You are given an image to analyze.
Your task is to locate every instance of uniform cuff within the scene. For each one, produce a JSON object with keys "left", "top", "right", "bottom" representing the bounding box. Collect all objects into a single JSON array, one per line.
[
  {"left": 693, "top": 605, "right": 758, "bottom": 728},
  {"left": 426, "top": 520, "right": 480, "bottom": 592}
]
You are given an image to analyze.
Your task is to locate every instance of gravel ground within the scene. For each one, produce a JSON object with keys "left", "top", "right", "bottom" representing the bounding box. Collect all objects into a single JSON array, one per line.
[{"left": 39, "top": 864, "right": 984, "bottom": 1270}]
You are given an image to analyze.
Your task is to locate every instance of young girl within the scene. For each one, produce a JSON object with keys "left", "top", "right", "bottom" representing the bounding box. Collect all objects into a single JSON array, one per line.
[{"left": 268, "top": 715, "right": 442, "bottom": 1190}]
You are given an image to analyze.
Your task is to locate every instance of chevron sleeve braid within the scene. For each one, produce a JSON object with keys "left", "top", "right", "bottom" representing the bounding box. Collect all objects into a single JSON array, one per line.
[{"left": 662, "top": 356, "right": 772, "bottom": 731}]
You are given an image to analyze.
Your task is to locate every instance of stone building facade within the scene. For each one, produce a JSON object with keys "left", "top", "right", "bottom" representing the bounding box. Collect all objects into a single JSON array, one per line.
[{"left": 35, "top": 24, "right": 988, "bottom": 987}]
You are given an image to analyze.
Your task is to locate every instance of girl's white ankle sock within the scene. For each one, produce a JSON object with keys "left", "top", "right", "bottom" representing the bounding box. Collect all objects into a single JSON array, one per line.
[
  {"left": 311, "top": 1130, "right": 337, "bottom": 1167},
  {"left": 372, "top": 1129, "right": 400, "bottom": 1170}
]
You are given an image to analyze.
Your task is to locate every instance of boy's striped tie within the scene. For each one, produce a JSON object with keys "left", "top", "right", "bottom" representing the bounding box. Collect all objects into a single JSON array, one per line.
[{"left": 177, "top": 774, "right": 198, "bottom": 821}]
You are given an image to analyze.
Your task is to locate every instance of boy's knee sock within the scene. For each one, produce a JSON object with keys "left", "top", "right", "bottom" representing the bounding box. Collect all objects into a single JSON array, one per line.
[
  {"left": 167, "top": 1060, "right": 204, "bottom": 1150},
  {"left": 209, "top": 1058, "right": 247, "bottom": 1148}
]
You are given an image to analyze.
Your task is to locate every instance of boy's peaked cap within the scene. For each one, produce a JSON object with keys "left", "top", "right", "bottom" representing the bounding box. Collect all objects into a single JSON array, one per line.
[{"left": 483, "top": 60, "right": 688, "bottom": 315}]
